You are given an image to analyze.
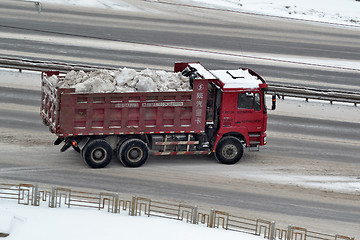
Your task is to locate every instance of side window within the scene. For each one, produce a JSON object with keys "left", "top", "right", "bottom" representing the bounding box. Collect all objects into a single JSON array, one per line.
[
  {"left": 237, "top": 93, "right": 253, "bottom": 109},
  {"left": 254, "top": 93, "right": 261, "bottom": 111}
]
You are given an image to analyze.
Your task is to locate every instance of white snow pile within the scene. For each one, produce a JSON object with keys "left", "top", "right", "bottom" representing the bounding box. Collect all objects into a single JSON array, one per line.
[
  {"left": 47, "top": 68, "right": 191, "bottom": 93},
  {"left": 0, "top": 199, "right": 262, "bottom": 240}
]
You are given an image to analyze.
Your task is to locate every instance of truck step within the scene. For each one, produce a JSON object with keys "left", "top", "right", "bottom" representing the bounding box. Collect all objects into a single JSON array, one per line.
[
  {"left": 155, "top": 151, "right": 209, "bottom": 156},
  {"left": 155, "top": 141, "right": 199, "bottom": 146},
  {"left": 248, "top": 134, "right": 261, "bottom": 138},
  {"left": 249, "top": 145, "right": 260, "bottom": 152}
]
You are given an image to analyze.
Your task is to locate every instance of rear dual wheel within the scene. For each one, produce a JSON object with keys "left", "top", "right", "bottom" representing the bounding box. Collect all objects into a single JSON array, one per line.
[
  {"left": 118, "top": 138, "right": 149, "bottom": 168},
  {"left": 82, "top": 139, "right": 113, "bottom": 168}
]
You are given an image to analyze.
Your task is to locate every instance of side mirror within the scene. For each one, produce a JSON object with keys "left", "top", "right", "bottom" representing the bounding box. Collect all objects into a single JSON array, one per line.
[{"left": 271, "top": 94, "right": 277, "bottom": 110}]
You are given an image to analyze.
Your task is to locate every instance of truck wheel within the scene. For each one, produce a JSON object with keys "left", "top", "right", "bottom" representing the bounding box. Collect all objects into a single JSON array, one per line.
[
  {"left": 118, "top": 138, "right": 149, "bottom": 167},
  {"left": 215, "top": 136, "right": 243, "bottom": 165},
  {"left": 82, "top": 139, "right": 113, "bottom": 168}
]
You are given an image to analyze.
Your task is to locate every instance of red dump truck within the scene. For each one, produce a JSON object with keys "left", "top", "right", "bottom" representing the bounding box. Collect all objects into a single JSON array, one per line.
[{"left": 41, "top": 62, "right": 273, "bottom": 168}]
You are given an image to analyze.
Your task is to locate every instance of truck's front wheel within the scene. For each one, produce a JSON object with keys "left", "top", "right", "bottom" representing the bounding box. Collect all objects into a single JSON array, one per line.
[
  {"left": 82, "top": 139, "right": 113, "bottom": 168},
  {"left": 215, "top": 136, "right": 243, "bottom": 165},
  {"left": 118, "top": 138, "right": 149, "bottom": 167}
]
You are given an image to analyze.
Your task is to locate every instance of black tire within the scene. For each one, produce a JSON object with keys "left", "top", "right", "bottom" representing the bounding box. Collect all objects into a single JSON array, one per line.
[
  {"left": 215, "top": 136, "right": 243, "bottom": 165},
  {"left": 82, "top": 139, "right": 113, "bottom": 168},
  {"left": 118, "top": 138, "right": 149, "bottom": 167}
]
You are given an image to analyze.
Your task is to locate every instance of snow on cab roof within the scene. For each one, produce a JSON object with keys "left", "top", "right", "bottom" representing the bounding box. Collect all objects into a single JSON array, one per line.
[
  {"left": 210, "top": 69, "right": 263, "bottom": 89},
  {"left": 188, "top": 63, "right": 216, "bottom": 80}
]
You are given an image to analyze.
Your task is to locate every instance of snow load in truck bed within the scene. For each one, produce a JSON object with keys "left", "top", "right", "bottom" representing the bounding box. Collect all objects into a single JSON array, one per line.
[{"left": 46, "top": 68, "right": 191, "bottom": 93}]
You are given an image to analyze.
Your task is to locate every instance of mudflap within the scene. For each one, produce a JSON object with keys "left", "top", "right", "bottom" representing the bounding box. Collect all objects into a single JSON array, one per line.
[{"left": 54, "top": 137, "right": 64, "bottom": 145}]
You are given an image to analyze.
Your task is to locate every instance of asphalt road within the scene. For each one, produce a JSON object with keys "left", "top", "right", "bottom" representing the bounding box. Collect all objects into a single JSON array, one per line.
[{"left": 0, "top": 0, "right": 359, "bottom": 238}]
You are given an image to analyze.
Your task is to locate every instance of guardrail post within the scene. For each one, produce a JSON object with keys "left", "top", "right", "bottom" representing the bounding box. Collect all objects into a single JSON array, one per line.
[
  {"left": 269, "top": 221, "right": 275, "bottom": 240},
  {"left": 113, "top": 193, "right": 119, "bottom": 213},
  {"left": 209, "top": 209, "right": 215, "bottom": 228},
  {"left": 130, "top": 196, "right": 137, "bottom": 216},
  {"left": 287, "top": 224, "right": 292, "bottom": 240},
  {"left": 192, "top": 205, "right": 198, "bottom": 224},
  {"left": 31, "top": 184, "right": 39, "bottom": 206},
  {"left": 50, "top": 186, "right": 56, "bottom": 208}
]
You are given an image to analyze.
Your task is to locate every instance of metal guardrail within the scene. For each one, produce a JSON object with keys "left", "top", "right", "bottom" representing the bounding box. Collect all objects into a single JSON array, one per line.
[
  {"left": 0, "top": 182, "right": 355, "bottom": 240},
  {"left": 0, "top": 56, "right": 115, "bottom": 73},
  {"left": 267, "top": 85, "right": 360, "bottom": 106},
  {"left": 0, "top": 57, "right": 359, "bottom": 106}
]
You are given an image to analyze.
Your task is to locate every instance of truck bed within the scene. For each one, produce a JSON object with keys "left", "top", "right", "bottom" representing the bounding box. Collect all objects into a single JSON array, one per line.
[{"left": 40, "top": 72, "right": 208, "bottom": 137}]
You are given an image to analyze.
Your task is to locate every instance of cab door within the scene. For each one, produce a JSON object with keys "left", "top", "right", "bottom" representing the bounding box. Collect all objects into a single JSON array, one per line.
[{"left": 234, "top": 91, "right": 265, "bottom": 133}]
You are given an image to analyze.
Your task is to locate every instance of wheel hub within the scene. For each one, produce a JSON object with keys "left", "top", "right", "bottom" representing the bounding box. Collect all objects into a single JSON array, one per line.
[
  {"left": 92, "top": 148, "right": 106, "bottom": 161},
  {"left": 222, "top": 144, "right": 237, "bottom": 159},
  {"left": 127, "top": 147, "right": 143, "bottom": 162}
]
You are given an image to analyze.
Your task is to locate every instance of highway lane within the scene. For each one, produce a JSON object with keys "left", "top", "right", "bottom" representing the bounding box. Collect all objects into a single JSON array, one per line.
[
  {"left": 1, "top": 1, "right": 359, "bottom": 59},
  {"left": 0, "top": 86, "right": 40, "bottom": 106},
  {"left": 0, "top": 0, "right": 360, "bottom": 91},
  {"left": 269, "top": 115, "right": 360, "bottom": 142},
  {"left": 0, "top": 160, "right": 360, "bottom": 225},
  {"left": 1, "top": 86, "right": 359, "bottom": 164},
  {"left": 1, "top": 16, "right": 359, "bottom": 60},
  {"left": 2, "top": 107, "right": 359, "bottom": 164},
  {"left": 1, "top": 37, "right": 360, "bottom": 91}
]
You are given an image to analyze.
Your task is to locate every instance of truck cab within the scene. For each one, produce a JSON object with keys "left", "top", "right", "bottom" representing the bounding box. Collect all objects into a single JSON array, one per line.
[
  {"left": 178, "top": 63, "right": 268, "bottom": 164},
  {"left": 210, "top": 69, "right": 268, "bottom": 150}
]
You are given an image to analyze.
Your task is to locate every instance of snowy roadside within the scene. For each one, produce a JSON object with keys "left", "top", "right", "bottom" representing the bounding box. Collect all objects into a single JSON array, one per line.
[
  {"left": 178, "top": 0, "right": 360, "bottom": 26},
  {"left": 0, "top": 199, "right": 261, "bottom": 240}
]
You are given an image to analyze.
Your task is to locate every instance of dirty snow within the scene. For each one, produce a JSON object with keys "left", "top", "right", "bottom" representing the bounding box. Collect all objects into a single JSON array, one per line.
[{"left": 48, "top": 68, "right": 191, "bottom": 93}]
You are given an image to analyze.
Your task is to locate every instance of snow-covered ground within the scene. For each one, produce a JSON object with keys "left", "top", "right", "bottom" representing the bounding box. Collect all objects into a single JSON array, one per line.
[
  {"left": 0, "top": 199, "right": 261, "bottom": 240},
  {"left": 25, "top": 0, "right": 360, "bottom": 26},
  {"left": 182, "top": 0, "right": 360, "bottom": 26}
]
